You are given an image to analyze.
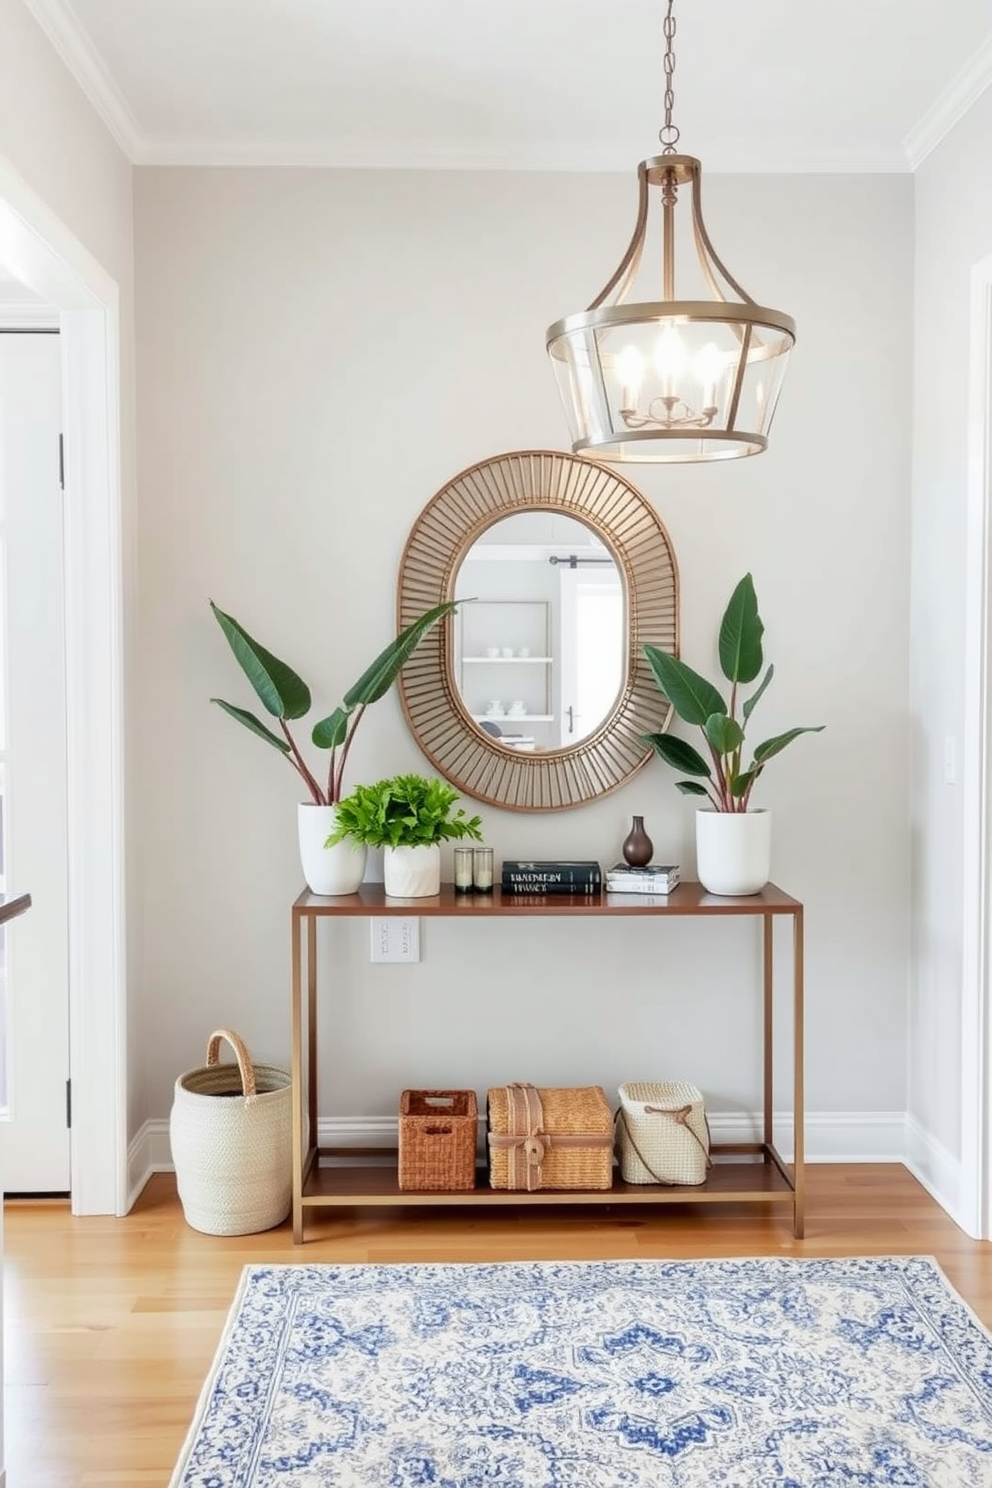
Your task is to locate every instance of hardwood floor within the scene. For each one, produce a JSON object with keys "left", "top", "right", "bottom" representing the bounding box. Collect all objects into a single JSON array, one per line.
[{"left": 4, "top": 1165, "right": 992, "bottom": 1486}]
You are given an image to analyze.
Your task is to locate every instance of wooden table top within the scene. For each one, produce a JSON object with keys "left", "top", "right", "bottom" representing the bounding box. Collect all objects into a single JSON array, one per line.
[{"left": 293, "top": 881, "right": 801, "bottom": 917}]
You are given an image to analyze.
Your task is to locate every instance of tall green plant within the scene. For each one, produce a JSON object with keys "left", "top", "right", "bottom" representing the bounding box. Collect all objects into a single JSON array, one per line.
[
  {"left": 642, "top": 574, "right": 823, "bottom": 813},
  {"left": 210, "top": 600, "right": 457, "bottom": 804}
]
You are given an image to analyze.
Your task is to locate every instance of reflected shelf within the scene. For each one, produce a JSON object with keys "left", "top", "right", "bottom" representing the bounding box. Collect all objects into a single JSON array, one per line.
[{"left": 462, "top": 656, "right": 553, "bottom": 664}]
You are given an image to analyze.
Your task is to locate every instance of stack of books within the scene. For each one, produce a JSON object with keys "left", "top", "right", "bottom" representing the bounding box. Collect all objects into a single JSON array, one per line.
[
  {"left": 501, "top": 860, "right": 602, "bottom": 895},
  {"left": 605, "top": 862, "right": 681, "bottom": 895}
]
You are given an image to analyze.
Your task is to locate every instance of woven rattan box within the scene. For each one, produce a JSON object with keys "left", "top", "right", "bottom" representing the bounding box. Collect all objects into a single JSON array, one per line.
[
  {"left": 487, "top": 1082, "right": 614, "bottom": 1191},
  {"left": 398, "top": 1089, "right": 478, "bottom": 1191}
]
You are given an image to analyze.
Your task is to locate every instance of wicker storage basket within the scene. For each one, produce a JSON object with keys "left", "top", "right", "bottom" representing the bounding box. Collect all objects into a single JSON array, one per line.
[
  {"left": 487, "top": 1082, "right": 613, "bottom": 1191},
  {"left": 169, "top": 1029, "right": 292, "bottom": 1235},
  {"left": 398, "top": 1089, "right": 478, "bottom": 1191},
  {"left": 616, "top": 1080, "right": 711, "bottom": 1186}
]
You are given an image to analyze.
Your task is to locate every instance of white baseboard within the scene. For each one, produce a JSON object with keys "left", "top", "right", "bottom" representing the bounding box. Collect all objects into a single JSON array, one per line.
[
  {"left": 126, "top": 1118, "right": 173, "bottom": 1211},
  {"left": 707, "top": 1110, "right": 907, "bottom": 1163},
  {"left": 904, "top": 1114, "right": 975, "bottom": 1237},
  {"left": 127, "top": 1109, "right": 909, "bottom": 1211}
]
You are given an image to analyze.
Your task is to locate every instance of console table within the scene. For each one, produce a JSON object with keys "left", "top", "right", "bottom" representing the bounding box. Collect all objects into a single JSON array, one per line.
[{"left": 290, "top": 881, "right": 804, "bottom": 1243}]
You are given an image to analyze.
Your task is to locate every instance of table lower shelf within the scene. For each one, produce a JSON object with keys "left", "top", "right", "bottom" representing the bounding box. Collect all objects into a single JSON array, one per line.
[{"left": 299, "top": 1147, "right": 796, "bottom": 1210}]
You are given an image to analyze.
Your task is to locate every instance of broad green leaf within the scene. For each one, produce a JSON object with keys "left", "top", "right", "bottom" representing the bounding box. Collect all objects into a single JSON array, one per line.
[
  {"left": 752, "top": 724, "right": 825, "bottom": 764},
  {"left": 642, "top": 731, "right": 712, "bottom": 777},
  {"left": 643, "top": 646, "right": 727, "bottom": 727},
  {"left": 343, "top": 601, "right": 459, "bottom": 709},
  {"left": 729, "top": 767, "right": 757, "bottom": 798},
  {"left": 676, "top": 780, "right": 711, "bottom": 797},
  {"left": 211, "top": 698, "right": 291, "bottom": 752},
  {"left": 311, "top": 706, "right": 350, "bottom": 750},
  {"left": 211, "top": 602, "right": 311, "bottom": 720},
  {"left": 718, "top": 573, "right": 764, "bottom": 685},
  {"left": 704, "top": 712, "right": 744, "bottom": 755},
  {"left": 742, "top": 664, "right": 774, "bottom": 723}
]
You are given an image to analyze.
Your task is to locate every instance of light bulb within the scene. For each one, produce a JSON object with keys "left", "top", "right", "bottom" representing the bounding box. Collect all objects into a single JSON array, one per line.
[
  {"left": 693, "top": 341, "right": 724, "bottom": 410},
  {"left": 653, "top": 324, "right": 687, "bottom": 398},
  {"left": 616, "top": 344, "right": 644, "bottom": 410}
]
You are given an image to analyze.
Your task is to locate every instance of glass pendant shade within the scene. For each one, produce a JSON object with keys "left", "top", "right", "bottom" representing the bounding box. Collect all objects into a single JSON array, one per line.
[{"left": 547, "top": 155, "right": 795, "bottom": 463}]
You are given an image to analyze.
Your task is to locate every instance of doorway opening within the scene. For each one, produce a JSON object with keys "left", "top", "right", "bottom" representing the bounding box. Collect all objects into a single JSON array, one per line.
[
  {"left": 0, "top": 323, "right": 69, "bottom": 1193},
  {"left": 0, "top": 154, "right": 126, "bottom": 1215}
]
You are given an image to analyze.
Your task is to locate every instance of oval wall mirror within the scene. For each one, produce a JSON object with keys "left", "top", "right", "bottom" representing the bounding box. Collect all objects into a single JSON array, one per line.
[{"left": 398, "top": 449, "right": 679, "bottom": 811}]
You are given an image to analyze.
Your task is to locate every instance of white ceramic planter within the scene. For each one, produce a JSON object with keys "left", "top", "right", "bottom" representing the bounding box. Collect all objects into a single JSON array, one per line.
[
  {"left": 696, "top": 809, "right": 771, "bottom": 897},
  {"left": 297, "top": 803, "right": 367, "bottom": 896},
  {"left": 383, "top": 843, "right": 441, "bottom": 898}
]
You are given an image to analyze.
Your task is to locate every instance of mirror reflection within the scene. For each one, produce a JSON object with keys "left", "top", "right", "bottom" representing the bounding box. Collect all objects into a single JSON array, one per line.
[{"left": 453, "top": 512, "right": 626, "bottom": 752}]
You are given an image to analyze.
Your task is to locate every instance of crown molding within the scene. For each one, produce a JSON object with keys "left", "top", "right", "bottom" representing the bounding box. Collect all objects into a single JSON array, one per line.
[
  {"left": 134, "top": 135, "right": 910, "bottom": 174},
  {"left": 21, "top": 0, "right": 141, "bottom": 162},
  {"left": 904, "top": 30, "right": 992, "bottom": 169}
]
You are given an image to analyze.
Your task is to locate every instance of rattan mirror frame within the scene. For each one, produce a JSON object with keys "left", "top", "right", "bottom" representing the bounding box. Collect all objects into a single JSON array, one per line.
[{"left": 397, "top": 449, "right": 679, "bottom": 811}]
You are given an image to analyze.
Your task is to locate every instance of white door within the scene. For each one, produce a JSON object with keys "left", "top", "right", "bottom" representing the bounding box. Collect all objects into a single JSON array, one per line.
[
  {"left": 558, "top": 566, "right": 625, "bottom": 745},
  {"left": 0, "top": 330, "right": 70, "bottom": 1192}
]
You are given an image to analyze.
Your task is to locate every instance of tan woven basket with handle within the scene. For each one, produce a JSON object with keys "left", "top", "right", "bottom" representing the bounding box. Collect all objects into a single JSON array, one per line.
[
  {"left": 487, "top": 1083, "right": 613, "bottom": 1191},
  {"left": 169, "top": 1029, "right": 292, "bottom": 1235},
  {"left": 398, "top": 1089, "right": 478, "bottom": 1191},
  {"left": 616, "top": 1080, "right": 711, "bottom": 1186}
]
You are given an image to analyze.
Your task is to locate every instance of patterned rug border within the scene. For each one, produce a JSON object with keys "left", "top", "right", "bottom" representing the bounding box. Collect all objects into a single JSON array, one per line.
[{"left": 170, "top": 1254, "right": 992, "bottom": 1488}]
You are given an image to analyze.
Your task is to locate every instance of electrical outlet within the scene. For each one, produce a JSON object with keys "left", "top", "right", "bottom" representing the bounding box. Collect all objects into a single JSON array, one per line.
[{"left": 370, "top": 917, "right": 421, "bottom": 963}]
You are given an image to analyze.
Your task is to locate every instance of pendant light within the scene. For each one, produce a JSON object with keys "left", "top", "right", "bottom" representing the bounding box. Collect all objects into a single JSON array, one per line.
[{"left": 546, "top": 0, "right": 795, "bottom": 464}]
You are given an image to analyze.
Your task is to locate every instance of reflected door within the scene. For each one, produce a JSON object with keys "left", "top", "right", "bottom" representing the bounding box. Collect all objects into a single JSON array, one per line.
[
  {"left": 558, "top": 567, "right": 624, "bottom": 745},
  {"left": 0, "top": 331, "right": 70, "bottom": 1192}
]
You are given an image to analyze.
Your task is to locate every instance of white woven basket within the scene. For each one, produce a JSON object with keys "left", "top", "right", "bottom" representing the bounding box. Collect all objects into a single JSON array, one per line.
[
  {"left": 169, "top": 1029, "right": 292, "bottom": 1236},
  {"left": 616, "top": 1080, "right": 711, "bottom": 1186}
]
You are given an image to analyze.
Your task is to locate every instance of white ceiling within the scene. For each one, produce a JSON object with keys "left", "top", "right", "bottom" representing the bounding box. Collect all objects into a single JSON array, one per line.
[{"left": 24, "top": 0, "right": 992, "bottom": 171}]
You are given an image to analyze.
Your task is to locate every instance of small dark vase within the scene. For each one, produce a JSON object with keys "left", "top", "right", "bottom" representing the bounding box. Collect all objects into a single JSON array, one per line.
[{"left": 622, "top": 815, "right": 653, "bottom": 867}]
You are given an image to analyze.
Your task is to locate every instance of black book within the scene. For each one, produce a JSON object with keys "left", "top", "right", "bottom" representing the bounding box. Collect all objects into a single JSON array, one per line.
[
  {"left": 501, "top": 883, "right": 602, "bottom": 897},
  {"left": 499, "top": 887, "right": 602, "bottom": 902},
  {"left": 501, "top": 859, "right": 602, "bottom": 889}
]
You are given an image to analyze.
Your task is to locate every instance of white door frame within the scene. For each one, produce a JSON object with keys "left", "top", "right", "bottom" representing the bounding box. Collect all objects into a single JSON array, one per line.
[
  {"left": 960, "top": 252, "right": 992, "bottom": 1240},
  {"left": 0, "top": 153, "right": 126, "bottom": 1215}
]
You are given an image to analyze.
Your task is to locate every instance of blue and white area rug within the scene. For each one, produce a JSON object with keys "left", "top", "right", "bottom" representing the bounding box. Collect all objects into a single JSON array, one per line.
[{"left": 170, "top": 1257, "right": 992, "bottom": 1486}]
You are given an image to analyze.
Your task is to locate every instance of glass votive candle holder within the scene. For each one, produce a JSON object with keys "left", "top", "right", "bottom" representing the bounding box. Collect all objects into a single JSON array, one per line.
[
  {"left": 453, "top": 846, "right": 474, "bottom": 893},
  {"left": 473, "top": 846, "right": 494, "bottom": 893}
]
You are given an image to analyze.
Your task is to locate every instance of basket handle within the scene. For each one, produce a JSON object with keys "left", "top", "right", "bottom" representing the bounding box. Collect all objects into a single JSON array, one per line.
[
  {"left": 204, "top": 1029, "right": 257, "bottom": 1102},
  {"left": 616, "top": 1106, "right": 712, "bottom": 1185}
]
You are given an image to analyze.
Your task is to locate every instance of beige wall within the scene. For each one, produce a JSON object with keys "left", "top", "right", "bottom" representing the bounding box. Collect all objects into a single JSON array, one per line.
[
  {"left": 134, "top": 166, "right": 913, "bottom": 1132},
  {"left": 911, "top": 84, "right": 992, "bottom": 1208}
]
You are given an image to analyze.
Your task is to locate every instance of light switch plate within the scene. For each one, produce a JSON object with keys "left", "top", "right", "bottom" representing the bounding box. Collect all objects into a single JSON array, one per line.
[{"left": 370, "top": 917, "right": 421, "bottom": 963}]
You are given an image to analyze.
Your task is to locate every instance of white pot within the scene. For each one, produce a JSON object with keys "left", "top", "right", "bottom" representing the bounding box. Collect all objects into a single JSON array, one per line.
[
  {"left": 695, "top": 809, "right": 771, "bottom": 897},
  {"left": 297, "top": 803, "right": 367, "bottom": 896},
  {"left": 383, "top": 843, "right": 441, "bottom": 898}
]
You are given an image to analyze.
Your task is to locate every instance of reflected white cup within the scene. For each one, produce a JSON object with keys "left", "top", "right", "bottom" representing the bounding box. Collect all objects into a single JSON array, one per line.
[
  {"left": 517, "top": 647, "right": 531, "bottom": 657},
  {"left": 501, "top": 646, "right": 514, "bottom": 657},
  {"left": 485, "top": 646, "right": 500, "bottom": 657},
  {"left": 486, "top": 700, "right": 504, "bottom": 716}
]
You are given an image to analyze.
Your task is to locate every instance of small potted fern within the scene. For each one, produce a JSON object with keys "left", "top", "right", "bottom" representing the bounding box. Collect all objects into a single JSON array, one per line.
[{"left": 328, "top": 774, "right": 484, "bottom": 897}]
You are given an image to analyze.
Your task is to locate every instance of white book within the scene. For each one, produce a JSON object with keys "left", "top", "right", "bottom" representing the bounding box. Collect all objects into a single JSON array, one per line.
[
  {"left": 606, "top": 877, "right": 680, "bottom": 895},
  {"left": 605, "top": 891, "right": 676, "bottom": 905}
]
